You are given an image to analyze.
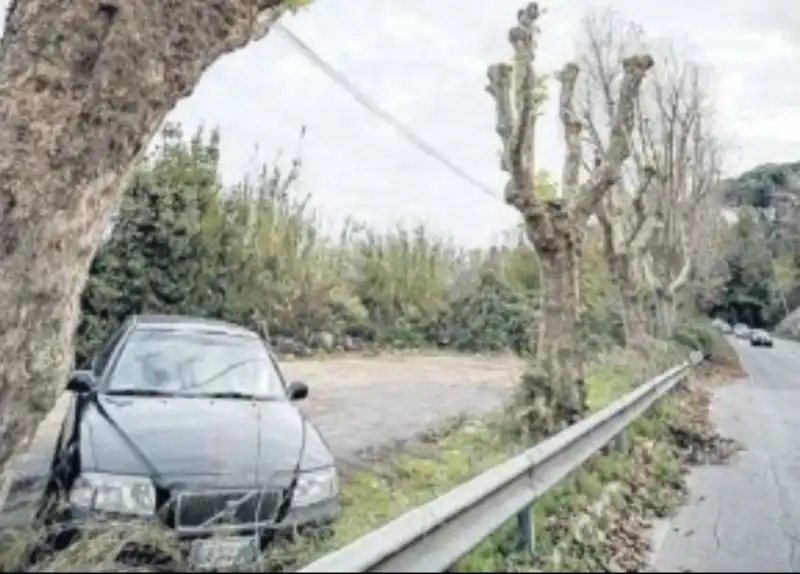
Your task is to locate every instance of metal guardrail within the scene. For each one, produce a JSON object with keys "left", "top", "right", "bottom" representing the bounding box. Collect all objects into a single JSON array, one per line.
[{"left": 300, "top": 351, "right": 704, "bottom": 573}]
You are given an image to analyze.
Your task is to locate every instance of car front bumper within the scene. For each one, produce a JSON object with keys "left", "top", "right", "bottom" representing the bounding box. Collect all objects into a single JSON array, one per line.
[{"left": 36, "top": 498, "right": 340, "bottom": 569}]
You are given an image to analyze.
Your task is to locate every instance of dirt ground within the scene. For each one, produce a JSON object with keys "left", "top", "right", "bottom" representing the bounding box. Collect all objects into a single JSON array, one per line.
[{"left": 282, "top": 352, "right": 526, "bottom": 462}]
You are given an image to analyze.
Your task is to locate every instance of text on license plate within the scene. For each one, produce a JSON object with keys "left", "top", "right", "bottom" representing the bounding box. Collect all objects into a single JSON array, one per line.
[{"left": 189, "top": 536, "right": 259, "bottom": 569}]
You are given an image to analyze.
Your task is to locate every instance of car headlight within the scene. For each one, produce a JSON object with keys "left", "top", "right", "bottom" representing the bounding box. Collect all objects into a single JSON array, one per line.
[
  {"left": 291, "top": 467, "right": 339, "bottom": 508},
  {"left": 69, "top": 472, "right": 156, "bottom": 517}
]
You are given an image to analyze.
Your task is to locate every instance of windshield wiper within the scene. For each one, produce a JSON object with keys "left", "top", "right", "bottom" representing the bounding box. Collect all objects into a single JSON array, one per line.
[
  {"left": 195, "top": 391, "right": 267, "bottom": 400},
  {"left": 105, "top": 389, "right": 179, "bottom": 397}
]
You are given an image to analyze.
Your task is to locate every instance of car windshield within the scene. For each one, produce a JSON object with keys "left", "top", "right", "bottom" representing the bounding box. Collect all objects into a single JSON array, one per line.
[{"left": 105, "top": 328, "right": 286, "bottom": 399}]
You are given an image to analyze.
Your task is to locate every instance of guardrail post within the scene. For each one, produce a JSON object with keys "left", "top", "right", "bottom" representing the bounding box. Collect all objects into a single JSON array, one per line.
[
  {"left": 516, "top": 506, "right": 535, "bottom": 554},
  {"left": 602, "top": 429, "right": 629, "bottom": 456},
  {"left": 612, "top": 429, "right": 630, "bottom": 454}
]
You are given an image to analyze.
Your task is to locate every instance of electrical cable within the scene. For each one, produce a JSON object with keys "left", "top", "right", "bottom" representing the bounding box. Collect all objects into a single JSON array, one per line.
[{"left": 274, "top": 22, "right": 505, "bottom": 204}]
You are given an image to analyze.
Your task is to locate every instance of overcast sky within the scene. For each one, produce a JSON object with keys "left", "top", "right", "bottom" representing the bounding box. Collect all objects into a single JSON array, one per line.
[{"left": 4, "top": 1, "right": 800, "bottom": 246}]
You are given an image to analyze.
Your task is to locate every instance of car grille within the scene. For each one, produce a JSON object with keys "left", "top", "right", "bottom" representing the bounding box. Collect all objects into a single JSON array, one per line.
[{"left": 174, "top": 489, "right": 284, "bottom": 532}]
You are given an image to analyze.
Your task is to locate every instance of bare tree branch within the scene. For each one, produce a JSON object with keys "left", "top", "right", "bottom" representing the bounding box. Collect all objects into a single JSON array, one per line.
[
  {"left": 625, "top": 165, "right": 657, "bottom": 251},
  {"left": 573, "top": 54, "right": 653, "bottom": 223},
  {"left": 642, "top": 252, "right": 661, "bottom": 291},
  {"left": 557, "top": 62, "right": 582, "bottom": 200},
  {"left": 635, "top": 44, "right": 726, "bottom": 332},
  {"left": 486, "top": 3, "right": 545, "bottom": 229},
  {"left": 668, "top": 249, "right": 692, "bottom": 294}
]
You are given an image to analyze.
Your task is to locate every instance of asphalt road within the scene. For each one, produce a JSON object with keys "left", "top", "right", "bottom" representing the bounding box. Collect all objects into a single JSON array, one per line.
[{"left": 652, "top": 336, "right": 800, "bottom": 572}]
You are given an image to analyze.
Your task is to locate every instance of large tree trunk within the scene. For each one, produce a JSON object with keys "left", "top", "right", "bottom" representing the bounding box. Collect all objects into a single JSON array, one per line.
[
  {"left": 609, "top": 252, "right": 650, "bottom": 346},
  {"left": 487, "top": 6, "right": 651, "bottom": 440},
  {"left": 0, "top": 0, "right": 288, "bottom": 470},
  {"left": 653, "top": 291, "right": 677, "bottom": 337},
  {"left": 518, "top": 214, "right": 587, "bottom": 439}
]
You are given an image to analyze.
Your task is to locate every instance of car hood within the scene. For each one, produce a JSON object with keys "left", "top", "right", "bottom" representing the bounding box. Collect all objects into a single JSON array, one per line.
[{"left": 80, "top": 395, "right": 307, "bottom": 486}]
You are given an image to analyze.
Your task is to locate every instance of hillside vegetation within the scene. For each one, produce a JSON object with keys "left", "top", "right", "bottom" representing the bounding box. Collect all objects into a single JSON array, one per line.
[
  {"left": 722, "top": 161, "right": 800, "bottom": 208},
  {"left": 712, "top": 161, "right": 800, "bottom": 328}
]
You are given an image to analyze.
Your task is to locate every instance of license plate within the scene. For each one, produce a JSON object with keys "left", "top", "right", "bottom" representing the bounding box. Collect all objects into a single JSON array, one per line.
[{"left": 189, "top": 536, "right": 259, "bottom": 570}]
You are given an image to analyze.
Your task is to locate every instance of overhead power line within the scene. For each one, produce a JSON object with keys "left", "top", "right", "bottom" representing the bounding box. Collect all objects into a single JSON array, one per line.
[{"left": 274, "top": 22, "right": 504, "bottom": 203}]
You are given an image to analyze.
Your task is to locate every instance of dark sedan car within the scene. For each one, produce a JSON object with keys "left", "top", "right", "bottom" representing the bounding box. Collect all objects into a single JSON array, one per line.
[
  {"left": 41, "top": 315, "right": 339, "bottom": 569},
  {"left": 749, "top": 328, "right": 774, "bottom": 347}
]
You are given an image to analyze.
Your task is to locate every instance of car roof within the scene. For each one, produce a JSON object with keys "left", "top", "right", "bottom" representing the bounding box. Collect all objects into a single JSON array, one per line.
[{"left": 130, "top": 314, "right": 261, "bottom": 340}]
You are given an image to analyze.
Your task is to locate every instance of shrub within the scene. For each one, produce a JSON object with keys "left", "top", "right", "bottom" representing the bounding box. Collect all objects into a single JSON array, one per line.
[
  {"left": 670, "top": 316, "right": 717, "bottom": 356},
  {"left": 423, "top": 270, "right": 539, "bottom": 355},
  {"left": 581, "top": 298, "right": 626, "bottom": 354}
]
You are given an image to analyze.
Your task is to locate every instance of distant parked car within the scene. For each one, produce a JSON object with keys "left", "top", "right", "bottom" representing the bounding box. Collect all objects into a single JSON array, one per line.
[
  {"left": 41, "top": 315, "right": 339, "bottom": 570},
  {"left": 733, "top": 323, "right": 751, "bottom": 339},
  {"left": 750, "top": 329, "right": 773, "bottom": 347}
]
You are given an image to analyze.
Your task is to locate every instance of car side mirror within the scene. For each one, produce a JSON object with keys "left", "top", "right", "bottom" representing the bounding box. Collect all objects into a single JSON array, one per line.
[
  {"left": 287, "top": 380, "right": 309, "bottom": 401},
  {"left": 67, "top": 370, "right": 96, "bottom": 394}
]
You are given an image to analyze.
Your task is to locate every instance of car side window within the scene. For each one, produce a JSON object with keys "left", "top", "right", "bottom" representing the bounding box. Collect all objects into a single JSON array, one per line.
[{"left": 92, "top": 328, "right": 125, "bottom": 376}]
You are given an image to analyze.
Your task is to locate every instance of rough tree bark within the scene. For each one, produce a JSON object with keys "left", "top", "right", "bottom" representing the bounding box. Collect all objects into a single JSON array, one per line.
[
  {"left": 486, "top": 3, "right": 652, "bottom": 436},
  {"left": 0, "top": 0, "right": 298, "bottom": 471}
]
